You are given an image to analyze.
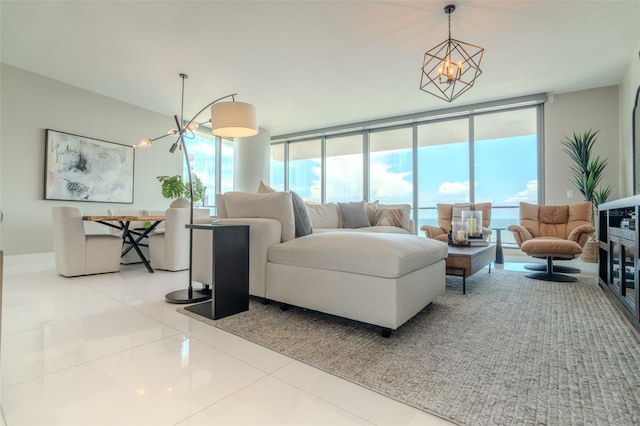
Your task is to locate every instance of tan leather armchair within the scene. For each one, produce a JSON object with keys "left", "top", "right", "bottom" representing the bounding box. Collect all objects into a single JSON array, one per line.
[
  {"left": 420, "top": 202, "right": 492, "bottom": 242},
  {"left": 508, "top": 202, "right": 595, "bottom": 282}
]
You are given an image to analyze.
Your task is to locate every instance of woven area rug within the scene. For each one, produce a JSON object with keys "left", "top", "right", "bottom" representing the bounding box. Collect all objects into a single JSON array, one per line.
[{"left": 178, "top": 269, "right": 640, "bottom": 425}]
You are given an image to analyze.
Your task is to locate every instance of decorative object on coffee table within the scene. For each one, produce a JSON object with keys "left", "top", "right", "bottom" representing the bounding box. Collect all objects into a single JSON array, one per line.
[{"left": 449, "top": 221, "right": 469, "bottom": 246}]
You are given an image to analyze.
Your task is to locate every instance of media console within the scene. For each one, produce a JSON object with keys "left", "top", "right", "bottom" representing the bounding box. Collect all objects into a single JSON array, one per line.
[{"left": 598, "top": 195, "right": 640, "bottom": 331}]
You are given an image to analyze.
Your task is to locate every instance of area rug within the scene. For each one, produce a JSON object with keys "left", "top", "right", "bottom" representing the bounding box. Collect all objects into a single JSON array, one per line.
[{"left": 178, "top": 270, "right": 640, "bottom": 425}]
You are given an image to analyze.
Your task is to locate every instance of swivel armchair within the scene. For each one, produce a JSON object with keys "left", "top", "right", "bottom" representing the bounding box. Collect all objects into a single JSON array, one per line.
[{"left": 507, "top": 202, "right": 595, "bottom": 282}]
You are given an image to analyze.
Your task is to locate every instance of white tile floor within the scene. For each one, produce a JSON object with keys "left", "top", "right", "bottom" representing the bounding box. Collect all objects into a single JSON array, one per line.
[{"left": 0, "top": 250, "right": 597, "bottom": 425}]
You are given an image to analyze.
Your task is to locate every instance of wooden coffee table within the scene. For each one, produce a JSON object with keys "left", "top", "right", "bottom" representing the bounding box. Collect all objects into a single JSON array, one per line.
[{"left": 446, "top": 244, "right": 497, "bottom": 294}]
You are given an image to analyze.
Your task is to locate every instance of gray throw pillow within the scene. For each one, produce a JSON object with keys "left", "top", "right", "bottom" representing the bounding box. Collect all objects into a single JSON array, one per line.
[
  {"left": 291, "top": 191, "right": 313, "bottom": 237},
  {"left": 338, "top": 201, "right": 370, "bottom": 228}
]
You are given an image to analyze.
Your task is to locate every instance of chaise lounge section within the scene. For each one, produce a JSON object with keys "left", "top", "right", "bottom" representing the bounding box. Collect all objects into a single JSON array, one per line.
[{"left": 192, "top": 191, "right": 448, "bottom": 336}]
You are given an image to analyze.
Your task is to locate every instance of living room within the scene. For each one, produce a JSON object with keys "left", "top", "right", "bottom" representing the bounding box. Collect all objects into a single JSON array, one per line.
[{"left": 1, "top": 1, "right": 640, "bottom": 425}]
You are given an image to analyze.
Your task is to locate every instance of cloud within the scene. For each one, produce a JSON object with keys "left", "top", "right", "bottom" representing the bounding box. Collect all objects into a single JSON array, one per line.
[
  {"left": 505, "top": 180, "right": 538, "bottom": 203},
  {"left": 369, "top": 161, "right": 413, "bottom": 201},
  {"left": 439, "top": 181, "right": 469, "bottom": 195}
]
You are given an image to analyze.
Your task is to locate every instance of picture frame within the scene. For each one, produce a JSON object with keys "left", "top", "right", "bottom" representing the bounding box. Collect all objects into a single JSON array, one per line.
[{"left": 44, "top": 129, "right": 135, "bottom": 203}]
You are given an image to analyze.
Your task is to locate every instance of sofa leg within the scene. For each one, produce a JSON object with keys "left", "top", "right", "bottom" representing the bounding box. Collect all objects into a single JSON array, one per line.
[
  {"left": 380, "top": 328, "right": 392, "bottom": 338},
  {"left": 261, "top": 298, "right": 270, "bottom": 305},
  {"left": 280, "top": 304, "right": 290, "bottom": 311}
]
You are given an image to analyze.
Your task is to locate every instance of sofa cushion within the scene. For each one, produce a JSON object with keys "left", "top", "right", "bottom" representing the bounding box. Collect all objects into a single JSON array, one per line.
[
  {"left": 312, "top": 226, "right": 410, "bottom": 234},
  {"left": 224, "top": 191, "right": 296, "bottom": 242},
  {"left": 338, "top": 201, "right": 370, "bottom": 228},
  {"left": 373, "top": 207, "right": 404, "bottom": 228},
  {"left": 257, "top": 180, "right": 276, "bottom": 193},
  {"left": 268, "top": 232, "right": 447, "bottom": 279},
  {"left": 215, "top": 194, "right": 228, "bottom": 218},
  {"left": 378, "top": 203, "right": 411, "bottom": 232},
  {"left": 366, "top": 200, "right": 379, "bottom": 225},
  {"left": 306, "top": 203, "right": 340, "bottom": 229},
  {"left": 291, "top": 191, "right": 313, "bottom": 237}
]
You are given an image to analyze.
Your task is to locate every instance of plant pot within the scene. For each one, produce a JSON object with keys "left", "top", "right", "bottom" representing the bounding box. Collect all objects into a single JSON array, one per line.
[
  {"left": 170, "top": 197, "right": 190, "bottom": 208},
  {"left": 580, "top": 240, "right": 598, "bottom": 263}
]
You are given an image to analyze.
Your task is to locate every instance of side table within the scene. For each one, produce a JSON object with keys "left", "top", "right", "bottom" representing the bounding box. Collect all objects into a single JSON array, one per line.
[
  {"left": 492, "top": 227, "right": 506, "bottom": 264},
  {"left": 185, "top": 224, "right": 250, "bottom": 320}
]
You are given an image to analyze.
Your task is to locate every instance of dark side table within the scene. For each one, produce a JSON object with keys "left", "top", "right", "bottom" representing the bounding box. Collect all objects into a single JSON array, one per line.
[
  {"left": 492, "top": 227, "right": 506, "bottom": 264},
  {"left": 184, "top": 224, "right": 250, "bottom": 320}
]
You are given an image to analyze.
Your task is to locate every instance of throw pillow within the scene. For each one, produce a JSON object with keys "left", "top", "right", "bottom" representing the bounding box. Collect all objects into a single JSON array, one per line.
[
  {"left": 290, "top": 191, "right": 313, "bottom": 237},
  {"left": 374, "top": 208, "right": 404, "bottom": 228},
  {"left": 215, "top": 194, "right": 228, "bottom": 218},
  {"left": 257, "top": 180, "right": 276, "bottom": 193},
  {"left": 337, "top": 201, "right": 370, "bottom": 228},
  {"left": 305, "top": 203, "right": 340, "bottom": 229},
  {"left": 223, "top": 191, "right": 296, "bottom": 242},
  {"left": 366, "top": 200, "right": 379, "bottom": 225},
  {"left": 378, "top": 203, "right": 412, "bottom": 232}
]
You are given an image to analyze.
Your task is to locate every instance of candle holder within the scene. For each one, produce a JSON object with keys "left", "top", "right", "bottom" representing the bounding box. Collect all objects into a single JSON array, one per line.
[
  {"left": 462, "top": 210, "right": 483, "bottom": 239},
  {"left": 449, "top": 221, "right": 470, "bottom": 246}
]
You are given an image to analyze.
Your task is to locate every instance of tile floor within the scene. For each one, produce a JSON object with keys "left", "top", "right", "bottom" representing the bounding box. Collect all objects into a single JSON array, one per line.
[{"left": 0, "top": 250, "right": 597, "bottom": 425}]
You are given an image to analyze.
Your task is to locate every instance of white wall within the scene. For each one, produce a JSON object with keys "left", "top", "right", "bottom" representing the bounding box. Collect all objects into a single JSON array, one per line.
[
  {"left": 0, "top": 65, "right": 181, "bottom": 255},
  {"left": 544, "top": 86, "right": 620, "bottom": 205}
]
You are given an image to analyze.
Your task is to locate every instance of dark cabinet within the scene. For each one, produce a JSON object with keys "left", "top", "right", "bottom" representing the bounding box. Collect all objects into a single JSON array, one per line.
[{"left": 599, "top": 196, "right": 640, "bottom": 331}]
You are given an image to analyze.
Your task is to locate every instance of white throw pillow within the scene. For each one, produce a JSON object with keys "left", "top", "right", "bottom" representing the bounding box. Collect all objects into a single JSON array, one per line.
[
  {"left": 366, "top": 200, "right": 379, "bottom": 225},
  {"left": 215, "top": 194, "right": 228, "bottom": 218},
  {"left": 224, "top": 191, "right": 296, "bottom": 242},
  {"left": 306, "top": 203, "right": 340, "bottom": 229},
  {"left": 257, "top": 180, "right": 276, "bottom": 193}
]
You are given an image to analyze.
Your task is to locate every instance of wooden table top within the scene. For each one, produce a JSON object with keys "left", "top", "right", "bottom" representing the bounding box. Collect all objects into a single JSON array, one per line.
[{"left": 83, "top": 215, "right": 166, "bottom": 221}]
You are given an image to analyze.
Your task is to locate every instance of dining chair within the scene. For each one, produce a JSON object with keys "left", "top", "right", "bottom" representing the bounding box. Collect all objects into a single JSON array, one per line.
[
  {"left": 148, "top": 208, "right": 210, "bottom": 271},
  {"left": 52, "top": 206, "right": 122, "bottom": 277}
]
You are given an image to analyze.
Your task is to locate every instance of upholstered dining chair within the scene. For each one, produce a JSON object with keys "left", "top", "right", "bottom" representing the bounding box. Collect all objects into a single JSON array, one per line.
[
  {"left": 507, "top": 202, "right": 595, "bottom": 282},
  {"left": 420, "top": 202, "right": 492, "bottom": 242},
  {"left": 52, "top": 206, "right": 122, "bottom": 277},
  {"left": 148, "top": 207, "right": 210, "bottom": 271}
]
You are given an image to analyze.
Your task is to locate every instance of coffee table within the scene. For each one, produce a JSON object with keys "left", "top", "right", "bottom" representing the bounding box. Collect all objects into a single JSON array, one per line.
[{"left": 446, "top": 244, "right": 497, "bottom": 294}]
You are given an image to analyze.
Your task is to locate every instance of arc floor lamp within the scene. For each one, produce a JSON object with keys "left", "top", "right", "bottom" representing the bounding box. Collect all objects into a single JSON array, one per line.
[{"left": 136, "top": 73, "right": 258, "bottom": 304}]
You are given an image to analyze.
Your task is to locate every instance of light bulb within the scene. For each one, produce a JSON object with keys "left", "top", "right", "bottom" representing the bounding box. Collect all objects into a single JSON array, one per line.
[{"left": 134, "top": 139, "right": 152, "bottom": 149}]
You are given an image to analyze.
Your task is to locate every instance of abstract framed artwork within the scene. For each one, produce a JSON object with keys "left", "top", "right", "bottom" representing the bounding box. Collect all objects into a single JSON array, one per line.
[{"left": 44, "top": 129, "right": 135, "bottom": 203}]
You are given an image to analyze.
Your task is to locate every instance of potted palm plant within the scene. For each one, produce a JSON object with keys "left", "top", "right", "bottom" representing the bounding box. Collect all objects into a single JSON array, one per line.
[
  {"left": 157, "top": 173, "right": 205, "bottom": 208},
  {"left": 561, "top": 129, "right": 612, "bottom": 262}
]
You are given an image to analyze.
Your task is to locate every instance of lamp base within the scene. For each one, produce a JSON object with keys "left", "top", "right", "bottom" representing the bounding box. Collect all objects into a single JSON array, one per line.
[{"left": 165, "top": 286, "right": 211, "bottom": 304}]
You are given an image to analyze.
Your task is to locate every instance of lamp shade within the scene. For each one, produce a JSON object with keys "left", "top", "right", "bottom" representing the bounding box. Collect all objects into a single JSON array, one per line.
[{"left": 211, "top": 101, "right": 258, "bottom": 137}]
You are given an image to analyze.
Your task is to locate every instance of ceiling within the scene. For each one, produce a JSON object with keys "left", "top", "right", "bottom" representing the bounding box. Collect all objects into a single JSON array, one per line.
[{"left": 1, "top": 1, "right": 639, "bottom": 138}]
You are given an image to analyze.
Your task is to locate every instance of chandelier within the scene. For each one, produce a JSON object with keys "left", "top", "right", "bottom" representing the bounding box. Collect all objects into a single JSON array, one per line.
[{"left": 419, "top": 4, "right": 484, "bottom": 102}]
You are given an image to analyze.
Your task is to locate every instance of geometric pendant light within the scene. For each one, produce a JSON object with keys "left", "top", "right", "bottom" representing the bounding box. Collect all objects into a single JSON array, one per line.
[{"left": 420, "top": 4, "right": 484, "bottom": 102}]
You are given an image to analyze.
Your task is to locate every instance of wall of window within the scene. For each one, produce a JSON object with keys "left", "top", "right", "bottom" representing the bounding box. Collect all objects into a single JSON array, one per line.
[
  {"left": 184, "top": 130, "right": 234, "bottom": 214},
  {"left": 325, "top": 134, "right": 364, "bottom": 203},
  {"left": 288, "top": 139, "right": 322, "bottom": 202},
  {"left": 271, "top": 101, "right": 543, "bottom": 244}
]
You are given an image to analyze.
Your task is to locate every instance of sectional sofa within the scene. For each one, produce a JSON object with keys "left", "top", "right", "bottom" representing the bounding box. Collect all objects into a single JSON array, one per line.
[{"left": 191, "top": 191, "right": 448, "bottom": 336}]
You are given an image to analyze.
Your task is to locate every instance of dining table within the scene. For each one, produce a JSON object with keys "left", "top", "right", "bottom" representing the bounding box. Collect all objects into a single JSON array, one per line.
[{"left": 83, "top": 215, "right": 165, "bottom": 273}]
